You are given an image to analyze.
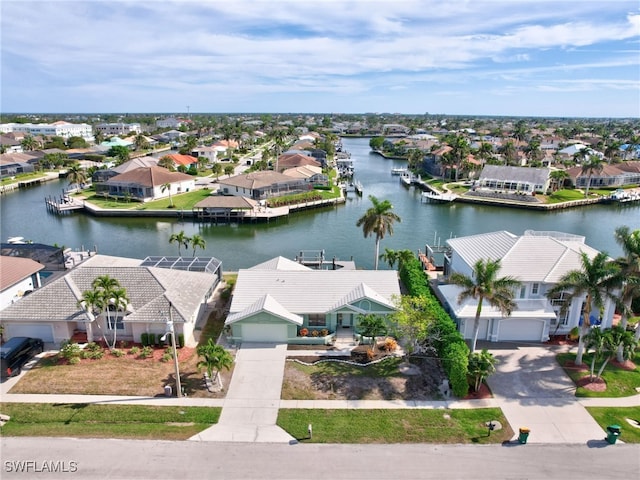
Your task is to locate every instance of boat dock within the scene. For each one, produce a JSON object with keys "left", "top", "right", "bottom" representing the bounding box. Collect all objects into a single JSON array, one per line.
[
  {"left": 421, "top": 191, "right": 457, "bottom": 203},
  {"left": 45, "top": 195, "right": 85, "bottom": 214}
]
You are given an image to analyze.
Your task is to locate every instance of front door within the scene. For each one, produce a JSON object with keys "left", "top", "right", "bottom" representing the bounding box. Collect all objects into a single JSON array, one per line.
[{"left": 337, "top": 313, "right": 352, "bottom": 328}]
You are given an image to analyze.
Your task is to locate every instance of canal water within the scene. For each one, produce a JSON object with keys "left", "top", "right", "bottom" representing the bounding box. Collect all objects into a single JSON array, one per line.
[{"left": 1, "top": 137, "right": 637, "bottom": 270}]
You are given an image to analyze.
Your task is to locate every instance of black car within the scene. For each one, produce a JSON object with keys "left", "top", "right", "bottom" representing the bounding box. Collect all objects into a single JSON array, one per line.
[{"left": 0, "top": 337, "right": 45, "bottom": 378}]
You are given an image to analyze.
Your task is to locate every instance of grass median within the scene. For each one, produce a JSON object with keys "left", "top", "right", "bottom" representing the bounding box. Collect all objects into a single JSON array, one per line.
[
  {"left": 277, "top": 408, "right": 513, "bottom": 444},
  {"left": 0, "top": 403, "right": 221, "bottom": 440}
]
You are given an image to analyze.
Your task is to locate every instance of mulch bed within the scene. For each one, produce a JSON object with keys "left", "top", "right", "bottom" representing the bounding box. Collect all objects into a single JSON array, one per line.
[
  {"left": 576, "top": 376, "right": 607, "bottom": 392},
  {"left": 464, "top": 382, "right": 492, "bottom": 400},
  {"left": 562, "top": 360, "right": 589, "bottom": 372},
  {"left": 611, "top": 359, "right": 637, "bottom": 371}
]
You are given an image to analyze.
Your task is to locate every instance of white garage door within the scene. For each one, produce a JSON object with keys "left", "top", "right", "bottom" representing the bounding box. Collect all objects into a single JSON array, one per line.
[
  {"left": 241, "top": 323, "right": 288, "bottom": 342},
  {"left": 498, "top": 319, "right": 544, "bottom": 342},
  {"left": 464, "top": 318, "right": 490, "bottom": 340},
  {"left": 6, "top": 324, "right": 54, "bottom": 343}
]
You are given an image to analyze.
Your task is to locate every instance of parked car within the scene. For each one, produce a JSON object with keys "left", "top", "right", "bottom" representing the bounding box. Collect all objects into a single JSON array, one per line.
[{"left": 0, "top": 337, "right": 44, "bottom": 378}]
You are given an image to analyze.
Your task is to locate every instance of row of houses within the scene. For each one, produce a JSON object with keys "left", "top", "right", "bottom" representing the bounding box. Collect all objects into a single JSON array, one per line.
[{"left": 0, "top": 230, "right": 618, "bottom": 348}]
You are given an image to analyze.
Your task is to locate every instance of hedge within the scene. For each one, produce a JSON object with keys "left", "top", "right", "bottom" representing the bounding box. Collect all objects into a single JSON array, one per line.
[{"left": 399, "top": 255, "right": 470, "bottom": 397}]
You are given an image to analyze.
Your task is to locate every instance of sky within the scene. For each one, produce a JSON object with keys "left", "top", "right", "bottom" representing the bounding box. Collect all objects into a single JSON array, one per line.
[{"left": 1, "top": 0, "right": 639, "bottom": 118}]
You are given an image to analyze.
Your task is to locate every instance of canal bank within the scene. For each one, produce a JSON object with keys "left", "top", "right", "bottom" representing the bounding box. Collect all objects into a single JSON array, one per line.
[{"left": 1, "top": 137, "right": 635, "bottom": 269}]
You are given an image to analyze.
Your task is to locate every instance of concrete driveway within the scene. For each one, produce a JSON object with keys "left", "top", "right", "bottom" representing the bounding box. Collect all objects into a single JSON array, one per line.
[{"left": 484, "top": 342, "right": 608, "bottom": 444}]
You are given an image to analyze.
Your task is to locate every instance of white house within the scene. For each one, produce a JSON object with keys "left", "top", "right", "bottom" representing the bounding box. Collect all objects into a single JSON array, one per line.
[
  {"left": 437, "top": 230, "right": 616, "bottom": 343},
  {"left": 95, "top": 166, "right": 195, "bottom": 202},
  {"left": 95, "top": 123, "right": 142, "bottom": 136},
  {"left": 191, "top": 146, "right": 218, "bottom": 164},
  {"left": 0, "top": 121, "right": 94, "bottom": 142},
  {"left": 156, "top": 117, "right": 186, "bottom": 129},
  {"left": 0, "top": 256, "right": 45, "bottom": 310}
]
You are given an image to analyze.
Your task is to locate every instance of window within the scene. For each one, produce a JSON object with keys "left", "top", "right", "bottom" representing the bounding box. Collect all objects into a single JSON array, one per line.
[
  {"left": 308, "top": 314, "right": 326, "bottom": 327},
  {"left": 519, "top": 286, "right": 527, "bottom": 299},
  {"left": 106, "top": 316, "right": 125, "bottom": 330},
  {"left": 531, "top": 283, "right": 539, "bottom": 295}
]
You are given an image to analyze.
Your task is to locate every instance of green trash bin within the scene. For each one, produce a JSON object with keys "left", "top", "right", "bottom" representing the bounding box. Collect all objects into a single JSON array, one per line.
[
  {"left": 605, "top": 425, "right": 621, "bottom": 444},
  {"left": 518, "top": 427, "right": 530, "bottom": 444}
]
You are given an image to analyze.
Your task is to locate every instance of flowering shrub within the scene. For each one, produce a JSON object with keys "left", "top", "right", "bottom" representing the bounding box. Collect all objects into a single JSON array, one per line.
[
  {"left": 320, "top": 329, "right": 329, "bottom": 336},
  {"left": 383, "top": 338, "right": 398, "bottom": 352},
  {"left": 311, "top": 329, "right": 320, "bottom": 337},
  {"left": 299, "top": 328, "right": 309, "bottom": 337}
]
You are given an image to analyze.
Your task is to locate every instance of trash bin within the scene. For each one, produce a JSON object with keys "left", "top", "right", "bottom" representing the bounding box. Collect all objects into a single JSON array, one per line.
[
  {"left": 605, "top": 425, "right": 621, "bottom": 444},
  {"left": 518, "top": 427, "right": 530, "bottom": 444},
  {"left": 164, "top": 385, "right": 172, "bottom": 397}
]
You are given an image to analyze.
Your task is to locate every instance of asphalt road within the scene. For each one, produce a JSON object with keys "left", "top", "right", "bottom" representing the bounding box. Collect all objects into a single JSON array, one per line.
[{"left": 2, "top": 438, "right": 638, "bottom": 480}]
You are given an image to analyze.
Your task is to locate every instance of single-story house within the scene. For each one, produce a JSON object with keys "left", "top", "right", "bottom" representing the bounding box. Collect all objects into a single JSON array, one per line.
[
  {"left": 225, "top": 257, "right": 400, "bottom": 343},
  {"left": 94, "top": 166, "right": 195, "bottom": 202},
  {"left": 217, "top": 171, "right": 310, "bottom": 200},
  {"left": 566, "top": 161, "right": 640, "bottom": 189},
  {"left": 282, "top": 165, "right": 329, "bottom": 186},
  {"left": 436, "top": 230, "right": 616, "bottom": 343},
  {"left": 92, "top": 156, "right": 158, "bottom": 182},
  {"left": 0, "top": 256, "right": 45, "bottom": 310},
  {"left": 0, "top": 254, "right": 222, "bottom": 346},
  {"left": 475, "top": 165, "right": 551, "bottom": 194},
  {"left": 275, "top": 153, "right": 321, "bottom": 172},
  {"left": 163, "top": 153, "right": 199, "bottom": 171}
]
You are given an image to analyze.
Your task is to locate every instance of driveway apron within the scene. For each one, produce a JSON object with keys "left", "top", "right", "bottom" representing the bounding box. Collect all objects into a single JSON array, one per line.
[
  {"left": 190, "top": 342, "right": 294, "bottom": 443},
  {"left": 486, "top": 343, "right": 608, "bottom": 444}
]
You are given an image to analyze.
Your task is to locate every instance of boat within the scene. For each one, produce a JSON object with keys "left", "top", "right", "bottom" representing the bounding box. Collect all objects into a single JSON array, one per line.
[
  {"left": 421, "top": 191, "right": 457, "bottom": 203},
  {"left": 391, "top": 167, "right": 408, "bottom": 175},
  {"left": 607, "top": 189, "right": 640, "bottom": 204}
]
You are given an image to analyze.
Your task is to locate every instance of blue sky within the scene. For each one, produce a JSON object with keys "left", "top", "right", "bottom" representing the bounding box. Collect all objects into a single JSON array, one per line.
[{"left": 2, "top": 0, "right": 639, "bottom": 117}]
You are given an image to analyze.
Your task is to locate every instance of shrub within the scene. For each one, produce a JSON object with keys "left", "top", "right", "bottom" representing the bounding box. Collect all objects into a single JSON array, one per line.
[
  {"left": 82, "top": 349, "right": 104, "bottom": 360},
  {"left": 138, "top": 346, "right": 153, "bottom": 359},
  {"left": 85, "top": 342, "right": 102, "bottom": 352},
  {"left": 69, "top": 357, "right": 81, "bottom": 365},
  {"left": 299, "top": 328, "right": 309, "bottom": 337},
  {"left": 118, "top": 340, "right": 129, "bottom": 349},
  {"left": 160, "top": 353, "right": 173, "bottom": 363},
  {"left": 311, "top": 329, "right": 320, "bottom": 337},
  {"left": 178, "top": 333, "right": 185, "bottom": 348},
  {"left": 129, "top": 346, "right": 140, "bottom": 355},
  {"left": 59, "top": 341, "right": 82, "bottom": 362},
  {"left": 320, "top": 329, "right": 329, "bottom": 336},
  {"left": 383, "top": 337, "right": 398, "bottom": 352},
  {"left": 140, "top": 333, "right": 149, "bottom": 346},
  {"left": 110, "top": 348, "right": 124, "bottom": 357}
]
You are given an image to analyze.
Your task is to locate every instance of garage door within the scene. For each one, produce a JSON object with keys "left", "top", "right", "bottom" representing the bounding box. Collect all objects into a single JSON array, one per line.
[
  {"left": 241, "top": 323, "right": 288, "bottom": 342},
  {"left": 6, "top": 324, "right": 54, "bottom": 343},
  {"left": 498, "top": 319, "right": 544, "bottom": 342},
  {"left": 464, "top": 318, "right": 489, "bottom": 340}
]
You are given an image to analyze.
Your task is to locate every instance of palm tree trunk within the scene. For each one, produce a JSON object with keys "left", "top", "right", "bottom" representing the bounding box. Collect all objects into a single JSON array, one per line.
[
  {"left": 374, "top": 238, "right": 380, "bottom": 270},
  {"left": 471, "top": 316, "right": 480, "bottom": 352},
  {"left": 575, "top": 324, "right": 588, "bottom": 365},
  {"left": 616, "top": 298, "right": 631, "bottom": 362}
]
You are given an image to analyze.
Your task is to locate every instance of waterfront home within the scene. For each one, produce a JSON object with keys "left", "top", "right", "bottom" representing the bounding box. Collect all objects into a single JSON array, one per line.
[
  {"left": 225, "top": 257, "right": 400, "bottom": 343},
  {"left": 162, "top": 153, "right": 199, "bottom": 171},
  {"left": 282, "top": 165, "right": 329, "bottom": 186},
  {"left": 91, "top": 156, "right": 158, "bottom": 182},
  {"left": 566, "top": 161, "right": 640, "bottom": 189},
  {"left": 99, "top": 136, "right": 134, "bottom": 150},
  {"left": 217, "top": 171, "right": 310, "bottom": 200},
  {"left": 275, "top": 152, "right": 320, "bottom": 172},
  {"left": 0, "top": 256, "right": 45, "bottom": 310},
  {"left": 0, "top": 153, "right": 37, "bottom": 178},
  {"left": 436, "top": 230, "right": 616, "bottom": 343},
  {"left": 191, "top": 146, "right": 219, "bottom": 164},
  {"left": 0, "top": 254, "right": 221, "bottom": 346},
  {"left": 94, "top": 166, "right": 195, "bottom": 202},
  {"left": 476, "top": 165, "right": 551, "bottom": 194}
]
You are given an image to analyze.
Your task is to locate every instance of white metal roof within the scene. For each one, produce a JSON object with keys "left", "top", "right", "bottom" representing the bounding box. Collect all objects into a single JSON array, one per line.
[{"left": 226, "top": 294, "right": 303, "bottom": 325}]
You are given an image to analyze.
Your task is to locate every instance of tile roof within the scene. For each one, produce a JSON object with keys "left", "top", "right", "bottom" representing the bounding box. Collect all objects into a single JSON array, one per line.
[
  {"left": 166, "top": 154, "right": 198, "bottom": 166},
  {"left": 0, "top": 256, "right": 45, "bottom": 291},
  {"left": 105, "top": 166, "right": 193, "bottom": 187},
  {"left": 1, "top": 256, "right": 217, "bottom": 324}
]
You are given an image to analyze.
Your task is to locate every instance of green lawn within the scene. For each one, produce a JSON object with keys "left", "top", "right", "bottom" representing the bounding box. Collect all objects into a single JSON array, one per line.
[
  {"left": 0, "top": 403, "right": 221, "bottom": 440},
  {"left": 586, "top": 406, "right": 640, "bottom": 443},
  {"left": 84, "top": 188, "right": 213, "bottom": 210},
  {"left": 277, "top": 408, "right": 513, "bottom": 444},
  {"left": 546, "top": 189, "right": 588, "bottom": 203},
  {"left": 0, "top": 172, "right": 48, "bottom": 185},
  {"left": 557, "top": 351, "right": 640, "bottom": 397}
]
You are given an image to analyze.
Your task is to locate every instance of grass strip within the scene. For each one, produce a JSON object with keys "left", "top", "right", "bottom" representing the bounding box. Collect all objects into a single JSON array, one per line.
[
  {"left": 277, "top": 408, "right": 512, "bottom": 444},
  {"left": 0, "top": 403, "right": 221, "bottom": 440},
  {"left": 586, "top": 406, "right": 640, "bottom": 443}
]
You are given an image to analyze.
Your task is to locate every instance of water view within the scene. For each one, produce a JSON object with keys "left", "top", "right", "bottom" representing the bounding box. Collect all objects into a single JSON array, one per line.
[{"left": 1, "top": 137, "right": 637, "bottom": 270}]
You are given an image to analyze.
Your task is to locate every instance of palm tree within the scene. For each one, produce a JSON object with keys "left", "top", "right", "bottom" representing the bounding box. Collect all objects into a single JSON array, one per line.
[
  {"left": 547, "top": 252, "right": 619, "bottom": 365},
  {"left": 20, "top": 135, "right": 38, "bottom": 151},
  {"left": 78, "top": 288, "right": 108, "bottom": 346},
  {"left": 357, "top": 313, "right": 388, "bottom": 355},
  {"left": 499, "top": 141, "right": 517, "bottom": 165},
  {"left": 356, "top": 195, "right": 401, "bottom": 270},
  {"left": 449, "top": 258, "right": 522, "bottom": 352},
  {"left": 65, "top": 163, "right": 88, "bottom": 188},
  {"left": 580, "top": 155, "right": 604, "bottom": 197},
  {"left": 90, "top": 275, "right": 127, "bottom": 349},
  {"left": 107, "top": 286, "right": 130, "bottom": 349},
  {"left": 134, "top": 134, "right": 149, "bottom": 151},
  {"left": 196, "top": 339, "right": 233, "bottom": 389},
  {"left": 158, "top": 156, "right": 175, "bottom": 171},
  {"left": 612, "top": 227, "right": 640, "bottom": 349},
  {"left": 160, "top": 182, "right": 174, "bottom": 207},
  {"left": 190, "top": 234, "right": 206, "bottom": 257},
  {"left": 169, "top": 230, "right": 191, "bottom": 256},
  {"left": 476, "top": 142, "right": 494, "bottom": 166},
  {"left": 549, "top": 170, "right": 570, "bottom": 192}
]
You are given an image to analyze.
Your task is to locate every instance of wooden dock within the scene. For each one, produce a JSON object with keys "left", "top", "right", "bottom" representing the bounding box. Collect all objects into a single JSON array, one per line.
[{"left": 45, "top": 195, "right": 85, "bottom": 214}]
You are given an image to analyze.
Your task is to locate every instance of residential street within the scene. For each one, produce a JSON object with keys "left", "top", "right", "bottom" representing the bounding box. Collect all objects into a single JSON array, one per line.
[{"left": 1, "top": 437, "right": 638, "bottom": 480}]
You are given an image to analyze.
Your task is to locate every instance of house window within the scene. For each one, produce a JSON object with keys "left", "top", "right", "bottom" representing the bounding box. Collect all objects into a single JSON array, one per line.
[
  {"left": 106, "top": 315, "right": 125, "bottom": 330},
  {"left": 519, "top": 286, "right": 527, "bottom": 299},
  {"left": 308, "top": 314, "right": 326, "bottom": 327},
  {"left": 532, "top": 283, "right": 539, "bottom": 295}
]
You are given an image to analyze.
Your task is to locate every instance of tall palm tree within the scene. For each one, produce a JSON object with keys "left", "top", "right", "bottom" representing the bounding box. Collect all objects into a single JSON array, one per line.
[
  {"left": 161, "top": 182, "right": 174, "bottom": 207},
  {"left": 169, "top": 230, "right": 191, "bottom": 256},
  {"left": 78, "top": 288, "right": 108, "bottom": 346},
  {"left": 580, "top": 155, "right": 604, "bottom": 197},
  {"left": 356, "top": 195, "right": 401, "bottom": 270},
  {"left": 449, "top": 258, "right": 522, "bottom": 352},
  {"left": 90, "top": 275, "right": 125, "bottom": 349},
  {"left": 134, "top": 134, "right": 149, "bottom": 151},
  {"left": 158, "top": 156, "right": 175, "bottom": 171},
  {"left": 20, "top": 135, "right": 38, "bottom": 151},
  {"left": 65, "top": 163, "right": 88, "bottom": 188},
  {"left": 549, "top": 170, "right": 570, "bottom": 191},
  {"left": 547, "top": 252, "right": 619, "bottom": 365},
  {"left": 612, "top": 227, "right": 640, "bottom": 348},
  {"left": 190, "top": 234, "right": 206, "bottom": 257},
  {"left": 107, "top": 287, "right": 130, "bottom": 348}
]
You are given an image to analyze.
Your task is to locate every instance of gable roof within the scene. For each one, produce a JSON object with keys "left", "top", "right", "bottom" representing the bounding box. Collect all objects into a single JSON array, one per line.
[
  {"left": 249, "top": 256, "right": 311, "bottom": 271},
  {"left": 226, "top": 294, "right": 303, "bottom": 325},
  {"left": 104, "top": 166, "right": 193, "bottom": 187},
  {"left": 479, "top": 165, "right": 550, "bottom": 184},
  {"left": 0, "top": 256, "right": 45, "bottom": 291},
  {"left": 112, "top": 156, "right": 159, "bottom": 173},
  {"left": 219, "top": 170, "right": 298, "bottom": 190},
  {"left": 228, "top": 267, "right": 400, "bottom": 318},
  {"left": 165, "top": 154, "right": 198, "bottom": 166},
  {"left": 195, "top": 195, "right": 258, "bottom": 210}
]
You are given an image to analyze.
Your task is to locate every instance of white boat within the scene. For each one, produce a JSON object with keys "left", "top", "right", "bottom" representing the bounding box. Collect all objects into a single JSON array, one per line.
[
  {"left": 421, "top": 191, "right": 457, "bottom": 203},
  {"left": 391, "top": 167, "right": 408, "bottom": 175}
]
